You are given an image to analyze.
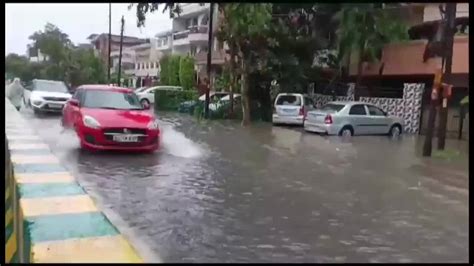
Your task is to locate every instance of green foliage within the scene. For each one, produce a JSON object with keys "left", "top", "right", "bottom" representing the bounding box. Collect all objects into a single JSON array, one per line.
[
  {"left": 169, "top": 55, "right": 181, "bottom": 86},
  {"left": 334, "top": 4, "right": 409, "bottom": 70},
  {"left": 5, "top": 23, "right": 107, "bottom": 86},
  {"left": 159, "top": 54, "right": 170, "bottom": 85},
  {"left": 461, "top": 96, "right": 468, "bottom": 105},
  {"left": 154, "top": 89, "right": 198, "bottom": 111},
  {"left": 179, "top": 56, "right": 195, "bottom": 90}
]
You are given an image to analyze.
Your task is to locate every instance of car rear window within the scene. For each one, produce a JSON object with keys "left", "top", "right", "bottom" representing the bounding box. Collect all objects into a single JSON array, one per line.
[
  {"left": 320, "top": 104, "right": 345, "bottom": 112},
  {"left": 276, "top": 95, "right": 301, "bottom": 106}
]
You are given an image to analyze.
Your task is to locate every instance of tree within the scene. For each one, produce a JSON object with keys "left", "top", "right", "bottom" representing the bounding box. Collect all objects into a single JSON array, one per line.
[
  {"left": 159, "top": 54, "right": 170, "bottom": 85},
  {"left": 169, "top": 55, "right": 181, "bottom": 86},
  {"left": 179, "top": 56, "right": 195, "bottom": 90},
  {"left": 29, "top": 23, "right": 72, "bottom": 65},
  {"left": 333, "top": 4, "right": 408, "bottom": 99},
  {"left": 216, "top": 4, "right": 273, "bottom": 126}
]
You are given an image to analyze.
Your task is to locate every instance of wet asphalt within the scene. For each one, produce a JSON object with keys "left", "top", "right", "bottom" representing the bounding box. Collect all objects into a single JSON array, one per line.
[{"left": 18, "top": 107, "right": 468, "bottom": 263}]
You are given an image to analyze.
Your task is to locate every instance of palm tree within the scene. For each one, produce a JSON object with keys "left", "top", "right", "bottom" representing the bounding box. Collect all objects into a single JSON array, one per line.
[{"left": 333, "top": 4, "right": 408, "bottom": 99}]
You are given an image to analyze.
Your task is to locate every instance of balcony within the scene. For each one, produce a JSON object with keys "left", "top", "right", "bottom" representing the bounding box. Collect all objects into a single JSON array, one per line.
[
  {"left": 179, "top": 3, "right": 210, "bottom": 17},
  {"left": 173, "top": 26, "right": 209, "bottom": 46},
  {"left": 348, "top": 36, "right": 469, "bottom": 76},
  {"left": 194, "top": 49, "right": 226, "bottom": 65}
]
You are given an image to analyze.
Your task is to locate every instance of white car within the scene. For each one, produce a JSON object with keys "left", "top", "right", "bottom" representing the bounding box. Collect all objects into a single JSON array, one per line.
[
  {"left": 209, "top": 93, "right": 241, "bottom": 111},
  {"left": 23, "top": 79, "right": 72, "bottom": 115},
  {"left": 135, "top": 86, "right": 183, "bottom": 106},
  {"left": 272, "top": 93, "right": 315, "bottom": 126}
]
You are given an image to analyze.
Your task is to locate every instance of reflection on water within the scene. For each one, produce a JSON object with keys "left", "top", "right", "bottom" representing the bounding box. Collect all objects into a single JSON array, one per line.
[{"left": 19, "top": 109, "right": 468, "bottom": 263}]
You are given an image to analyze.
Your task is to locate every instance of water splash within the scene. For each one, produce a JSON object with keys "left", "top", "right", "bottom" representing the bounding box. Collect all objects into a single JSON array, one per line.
[{"left": 160, "top": 124, "right": 204, "bottom": 159}]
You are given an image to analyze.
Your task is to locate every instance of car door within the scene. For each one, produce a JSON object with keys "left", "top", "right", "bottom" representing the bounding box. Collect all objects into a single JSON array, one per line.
[
  {"left": 63, "top": 89, "right": 82, "bottom": 128},
  {"left": 145, "top": 88, "right": 156, "bottom": 103},
  {"left": 366, "top": 104, "right": 391, "bottom": 134},
  {"left": 348, "top": 104, "right": 370, "bottom": 135}
]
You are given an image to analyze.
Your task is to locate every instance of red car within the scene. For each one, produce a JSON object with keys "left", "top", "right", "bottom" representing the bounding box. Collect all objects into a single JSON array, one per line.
[{"left": 62, "top": 85, "right": 160, "bottom": 152}]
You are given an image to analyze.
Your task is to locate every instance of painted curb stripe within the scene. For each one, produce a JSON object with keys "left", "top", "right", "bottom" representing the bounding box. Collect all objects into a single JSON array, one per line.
[
  {"left": 9, "top": 143, "right": 49, "bottom": 150},
  {"left": 5, "top": 221, "right": 14, "bottom": 241},
  {"left": 9, "top": 139, "right": 45, "bottom": 144},
  {"left": 11, "top": 155, "right": 59, "bottom": 164},
  {"left": 26, "top": 212, "right": 119, "bottom": 243},
  {"left": 18, "top": 183, "right": 85, "bottom": 199},
  {"left": 21, "top": 195, "right": 98, "bottom": 217},
  {"left": 5, "top": 231, "right": 17, "bottom": 262},
  {"left": 5, "top": 208, "right": 13, "bottom": 226},
  {"left": 12, "top": 163, "right": 67, "bottom": 174},
  {"left": 16, "top": 173, "right": 74, "bottom": 184},
  {"left": 32, "top": 235, "right": 143, "bottom": 263}
]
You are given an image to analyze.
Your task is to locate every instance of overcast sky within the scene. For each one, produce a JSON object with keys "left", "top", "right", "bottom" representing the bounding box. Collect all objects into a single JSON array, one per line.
[{"left": 5, "top": 3, "right": 172, "bottom": 56}]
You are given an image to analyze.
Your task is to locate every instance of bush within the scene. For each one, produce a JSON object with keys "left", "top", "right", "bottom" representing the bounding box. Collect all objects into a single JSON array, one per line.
[
  {"left": 179, "top": 56, "right": 195, "bottom": 90},
  {"left": 154, "top": 89, "right": 198, "bottom": 111}
]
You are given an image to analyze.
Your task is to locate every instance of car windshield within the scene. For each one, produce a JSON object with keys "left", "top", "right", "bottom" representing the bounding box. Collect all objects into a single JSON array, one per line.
[
  {"left": 82, "top": 90, "right": 144, "bottom": 110},
  {"left": 320, "top": 103, "right": 345, "bottom": 112},
  {"left": 34, "top": 80, "right": 69, "bottom": 93},
  {"left": 276, "top": 95, "right": 301, "bottom": 106}
]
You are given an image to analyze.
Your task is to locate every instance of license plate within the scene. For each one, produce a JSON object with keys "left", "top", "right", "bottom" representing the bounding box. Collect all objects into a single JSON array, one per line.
[
  {"left": 113, "top": 135, "right": 138, "bottom": 142},
  {"left": 49, "top": 104, "right": 63, "bottom": 109}
]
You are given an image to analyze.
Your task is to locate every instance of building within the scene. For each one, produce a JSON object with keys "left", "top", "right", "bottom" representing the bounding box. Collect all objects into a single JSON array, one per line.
[
  {"left": 26, "top": 44, "right": 49, "bottom": 63},
  {"left": 110, "top": 38, "right": 163, "bottom": 87},
  {"left": 344, "top": 3, "right": 469, "bottom": 138},
  {"left": 87, "top": 33, "right": 147, "bottom": 66}
]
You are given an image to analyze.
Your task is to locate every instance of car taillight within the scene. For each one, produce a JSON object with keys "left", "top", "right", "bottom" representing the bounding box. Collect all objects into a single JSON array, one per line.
[
  {"left": 299, "top": 106, "right": 305, "bottom": 116},
  {"left": 324, "top": 114, "right": 333, "bottom": 124}
]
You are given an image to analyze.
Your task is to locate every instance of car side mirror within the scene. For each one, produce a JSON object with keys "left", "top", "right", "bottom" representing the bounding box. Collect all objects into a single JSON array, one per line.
[{"left": 69, "top": 99, "right": 79, "bottom": 107}]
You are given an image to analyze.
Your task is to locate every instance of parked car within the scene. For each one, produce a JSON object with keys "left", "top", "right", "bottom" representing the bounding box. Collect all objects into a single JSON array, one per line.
[
  {"left": 209, "top": 93, "right": 241, "bottom": 111},
  {"left": 304, "top": 101, "right": 403, "bottom": 137},
  {"left": 178, "top": 91, "right": 229, "bottom": 113},
  {"left": 61, "top": 85, "right": 160, "bottom": 152},
  {"left": 23, "top": 79, "right": 72, "bottom": 115},
  {"left": 135, "top": 85, "right": 183, "bottom": 107},
  {"left": 272, "top": 93, "right": 315, "bottom": 126}
]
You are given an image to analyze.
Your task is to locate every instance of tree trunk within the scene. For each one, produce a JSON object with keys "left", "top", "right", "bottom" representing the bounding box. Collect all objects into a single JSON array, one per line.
[
  {"left": 241, "top": 59, "right": 251, "bottom": 126},
  {"left": 354, "top": 48, "right": 364, "bottom": 101},
  {"left": 228, "top": 47, "right": 236, "bottom": 118}
]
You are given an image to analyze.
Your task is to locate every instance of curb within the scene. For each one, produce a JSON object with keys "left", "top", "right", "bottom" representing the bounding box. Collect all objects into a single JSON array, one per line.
[{"left": 5, "top": 98, "right": 144, "bottom": 263}]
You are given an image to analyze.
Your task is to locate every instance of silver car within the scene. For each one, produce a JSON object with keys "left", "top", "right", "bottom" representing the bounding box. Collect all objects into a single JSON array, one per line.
[
  {"left": 272, "top": 93, "right": 315, "bottom": 126},
  {"left": 304, "top": 101, "right": 403, "bottom": 137}
]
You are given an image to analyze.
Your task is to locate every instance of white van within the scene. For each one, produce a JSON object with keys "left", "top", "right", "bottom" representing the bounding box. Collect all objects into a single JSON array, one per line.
[{"left": 272, "top": 93, "right": 315, "bottom": 126}]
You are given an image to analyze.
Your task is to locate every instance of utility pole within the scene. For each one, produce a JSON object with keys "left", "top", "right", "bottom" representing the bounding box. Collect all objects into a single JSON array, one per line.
[
  {"left": 107, "top": 3, "right": 112, "bottom": 83},
  {"left": 204, "top": 3, "right": 215, "bottom": 119},
  {"left": 422, "top": 68, "right": 442, "bottom": 157},
  {"left": 117, "top": 16, "right": 124, "bottom": 86},
  {"left": 437, "top": 3, "right": 457, "bottom": 150}
]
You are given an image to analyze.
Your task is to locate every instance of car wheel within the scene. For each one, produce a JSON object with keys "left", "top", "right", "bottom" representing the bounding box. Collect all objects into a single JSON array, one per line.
[
  {"left": 389, "top": 125, "right": 402, "bottom": 139},
  {"left": 339, "top": 126, "right": 353, "bottom": 137},
  {"left": 33, "top": 107, "right": 41, "bottom": 116}
]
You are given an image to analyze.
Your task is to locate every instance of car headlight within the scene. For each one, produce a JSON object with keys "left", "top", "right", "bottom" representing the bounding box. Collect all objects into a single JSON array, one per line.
[
  {"left": 147, "top": 119, "right": 159, "bottom": 130},
  {"left": 83, "top": 115, "right": 101, "bottom": 129}
]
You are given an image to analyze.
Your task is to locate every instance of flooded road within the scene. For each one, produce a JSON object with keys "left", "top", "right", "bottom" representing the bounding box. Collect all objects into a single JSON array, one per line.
[{"left": 19, "top": 108, "right": 468, "bottom": 263}]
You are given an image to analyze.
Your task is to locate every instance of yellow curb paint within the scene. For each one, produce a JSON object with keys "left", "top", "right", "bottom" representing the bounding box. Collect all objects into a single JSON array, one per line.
[
  {"left": 11, "top": 155, "right": 59, "bottom": 164},
  {"left": 6, "top": 186, "right": 11, "bottom": 202},
  {"left": 5, "top": 232, "right": 17, "bottom": 262},
  {"left": 20, "top": 195, "right": 98, "bottom": 217},
  {"left": 9, "top": 143, "right": 49, "bottom": 150},
  {"left": 32, "top": 235, "right": 143, "bottom": 263},
  {"left": 16, "top": 173, "right": 73, "bottom": 184},
  {"left": 5, "top": 208, "right": 13, "bottom": 227}
]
